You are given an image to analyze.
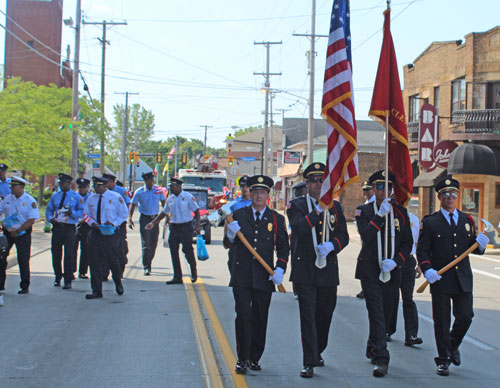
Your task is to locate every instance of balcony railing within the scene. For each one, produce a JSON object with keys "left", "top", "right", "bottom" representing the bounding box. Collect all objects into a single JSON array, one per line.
[
  {"left": 407, "top": 121, "right": 419, "bottom": 142},
  {"left": 451, "top": 109, "right": 500, "bottom": 133}
]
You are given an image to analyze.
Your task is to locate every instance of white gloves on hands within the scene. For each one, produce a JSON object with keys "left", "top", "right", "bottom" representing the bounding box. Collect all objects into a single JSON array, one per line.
[
  {"left": 377, "top": 198, "right": 392, "bottom": 217},
  {"left": 316, "top": 242, "right": 334, "bottom": 257},
  {"left": 476, "top": 233, "right": 489, "bottom": 251},
  {"left": 270, "top": 267, "right": 284, "bottom": 285},
  {"left": 424, "top": 268, "right": 442, "bottom": 284},
  {"left": 381, "top": 259, "right": 397, "bottom": 272},
  {"left": 227, "top": 221, "right": 241, "bottom": 242}
]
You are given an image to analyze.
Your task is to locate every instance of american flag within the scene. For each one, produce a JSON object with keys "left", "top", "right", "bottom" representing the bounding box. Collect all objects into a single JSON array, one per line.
[
  {"left": 153, "top": 185, "right": 167, "bottom": 195},
  {"left": 167, "top": 144, "right": 177, "bottom": 160},
  {"left": 320, "top": 0, "right": 358, "bottom": 207}
]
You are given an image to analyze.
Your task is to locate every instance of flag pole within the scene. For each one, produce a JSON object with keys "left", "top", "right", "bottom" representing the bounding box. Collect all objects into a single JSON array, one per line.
[{"left": 384, "top": 0, "right": 391, "bottom": 262}]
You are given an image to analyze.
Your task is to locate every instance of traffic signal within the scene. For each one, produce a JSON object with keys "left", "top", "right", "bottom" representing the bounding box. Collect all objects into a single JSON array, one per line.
[
  {"left": 129, "top": 151, "right": 136, "bottom": 164},
  {"left": 182, "top": 153, "right": 187, "bottom": 163},
  {"left": 156, "top": 152, "right": 162, "bottom": 163},
  {"left": 135, "top": 152, "right": 140, "bottom": 164},
  {"left": 228, "top": 156, "right": 234, "bottom": 166}
]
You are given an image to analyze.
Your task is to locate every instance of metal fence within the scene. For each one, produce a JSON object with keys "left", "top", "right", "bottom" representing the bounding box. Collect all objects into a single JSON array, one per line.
[{"left": 451, "top": 109, "right": 500, "bottom": 133}]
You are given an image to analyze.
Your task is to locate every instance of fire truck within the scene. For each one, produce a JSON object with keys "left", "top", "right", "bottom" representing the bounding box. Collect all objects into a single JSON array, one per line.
[{"left": 178, "top": 165, "right": 228, "bottom": 209}]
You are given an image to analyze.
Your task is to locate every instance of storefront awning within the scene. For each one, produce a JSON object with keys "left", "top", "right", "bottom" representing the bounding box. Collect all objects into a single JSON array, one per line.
[
  {"left": 448, "top": 144, "right": 500, "bottom": 176},
  {"left": 413, "top": 167, "right": 446, "bottom": 187},
  {"left": 279, "top": 163, "right": 301, "bottom": 178}
]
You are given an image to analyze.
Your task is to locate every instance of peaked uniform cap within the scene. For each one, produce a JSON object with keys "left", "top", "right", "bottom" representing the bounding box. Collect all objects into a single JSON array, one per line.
[
  {"left": 248, "top": 175, "right": 273, "bottom": 191},
  {"left": 303, "top": 163, "right": 326, "bottom": 178},
  {"left": 102, "top": 173, "right": 117, "bottom": 181},
  {"left": 435, "top": 177, "right": 459, "bottom": 193},
  {"left": 58, "top": 173, "right": 73, "bottom": 183},
  {"left": 76, "top": 178, "right": 90, "bottom": 186},
  {"left": 10, "top": 176, "right": 28, "bottom": 186},
  {"left": 369, "top": 170, "right": 397, "bottom": 184}
]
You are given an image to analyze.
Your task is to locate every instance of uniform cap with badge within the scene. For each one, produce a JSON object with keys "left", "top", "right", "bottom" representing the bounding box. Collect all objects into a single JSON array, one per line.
[
  {"left": 57, "top": 173, "right": 73, "bottom": 183},
  {"left": 248, "top": 175, "right": 273, "bottom": 191},
  {"left": 435, "top": 177, "right": 459, "bottom": 193},
  {"left": 102, "top": 173, "right": 117, "bottom": 182},
  {"left": 9, "top": 176, "right": 28, "bottom": 186},
  {"left": 237, "top": 175, "right": 250, "bottom": 187},
  {"left": 0, "top": 163, "right": 8, "bottom": 171},
  {"left": 76, "top": 178, "right": 90, "bottom": 187},
  {"left": 169, "top": 177, "right": 183, "bottom": 186},
  {"left": 92, "top": 176, "right": 109, "bottom": 186},
  {"left": 142, "top": 171, "right": 155, "bottom": 180},
  {"left": 362, "top": 181, "right": 372, "bottom": 190},
  {"left": 369, "top": 169, "right": 396, "bottom": 185},
  {"left": 303, "top": 162, "right": 326, "bottom": 178}
]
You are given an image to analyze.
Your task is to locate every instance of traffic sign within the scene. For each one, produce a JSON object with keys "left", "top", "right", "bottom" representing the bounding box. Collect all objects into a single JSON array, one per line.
[
  {"left": 241, "top": 156, "right": 256, "bottom": 161},
  {"left": 86, "top": 153, "right": 100, "bottom": 159}
]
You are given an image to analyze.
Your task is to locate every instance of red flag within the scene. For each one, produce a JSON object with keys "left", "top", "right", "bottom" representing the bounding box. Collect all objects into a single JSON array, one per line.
[
  {"left": 369, "top": 8, "right": 413, "bottom": 206},
  {"left": 320, "top": 0, "right": 359, "bottom": 207}
]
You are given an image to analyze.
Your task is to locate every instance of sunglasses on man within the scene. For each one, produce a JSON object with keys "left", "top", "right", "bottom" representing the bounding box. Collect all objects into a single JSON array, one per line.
[
  {"left": 374, "top": 182, "right": 393, "bottom": 191},
  {"left": 308, "top": 177, "right": 324, "bottom": 184},
  {"left": 440, "top": 191, "right": 458, "bottom": 199}
]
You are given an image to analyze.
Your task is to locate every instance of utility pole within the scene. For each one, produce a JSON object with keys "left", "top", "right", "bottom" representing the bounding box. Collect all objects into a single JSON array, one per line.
[
  {"left": 70, "top": 0, "right": 81, "bottom": 178},
  {"left": 116, "top": 91, "right": 138, "bottom": 181},
  {"left": 254, "top": 41, "right": 281, "bottom": 176},
  {"left": 83, "top": 18, "right": 127, "bottom": 174},
  {"left": 200, "top": 125, "right": 213, "bottom": 157},
  {"left": 293, "top": 0, "right": 328, "bottom": 162}
]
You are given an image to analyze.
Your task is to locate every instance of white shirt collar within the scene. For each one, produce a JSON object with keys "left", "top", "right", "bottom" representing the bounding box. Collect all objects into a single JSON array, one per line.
[
  {"left": 252, "top": 206, "right": 266, "bottom": 220},
  {"left": 440, "top": 207, "right": 458, "bottom": 224}
]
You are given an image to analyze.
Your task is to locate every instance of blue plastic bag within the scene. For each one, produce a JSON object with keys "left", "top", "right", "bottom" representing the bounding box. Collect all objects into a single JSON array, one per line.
[
  {"left": 196, "top": 235, "right": 209, "bottom": 261},
  {"left": 99, "top": 224, "right": 117, "bottom": 236}
]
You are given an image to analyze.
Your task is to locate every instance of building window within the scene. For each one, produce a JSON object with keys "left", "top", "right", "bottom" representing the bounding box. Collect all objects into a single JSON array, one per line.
[
  {"left": 27, "top": 40, "right": 34, "bottom": 48},
  {"left": 496, "top": 183, "right": 500, "bottom": 208},
  {"left": 434, "top": 86, "right": 440, "bottom": 115},
  {"left": 409, "top": 94, "right": 419, "bottom": 123},
  {"left": 451, "top": 78, "right": 466, "bottom": 116}
]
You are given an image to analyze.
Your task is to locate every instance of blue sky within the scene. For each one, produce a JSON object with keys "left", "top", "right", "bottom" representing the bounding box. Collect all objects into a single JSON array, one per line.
[{"left": 1, "top": 0, "right": 499, "bottom": 148}]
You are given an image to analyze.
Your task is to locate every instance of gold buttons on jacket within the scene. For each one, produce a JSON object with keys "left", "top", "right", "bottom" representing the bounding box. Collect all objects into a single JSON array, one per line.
[
  {"left": 453, "top": 233, "right": 457, "bottom": 237},
  {"left": 437, "top": 235, "right": 441, "bottom": 238},
  {"left": 454, "top": 244, "right": 457, "bottom": 247},
  {"left": 455, "top": 266, "right": 459, "bottom": 270}
]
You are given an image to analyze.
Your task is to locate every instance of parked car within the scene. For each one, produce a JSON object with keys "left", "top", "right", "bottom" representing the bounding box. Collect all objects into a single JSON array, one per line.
[{"left": 182, "top": 184, "right": 212, "bottom": 244}]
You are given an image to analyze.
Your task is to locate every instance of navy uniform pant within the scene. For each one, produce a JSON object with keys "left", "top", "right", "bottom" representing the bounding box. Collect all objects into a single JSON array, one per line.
[
  {"left": 88, "top": 229, "right": 122, "bottom": 293},
  {"left": 361, "top": 278, "right": 399, "bottom": 366},
  {"left": 139, "top": 214, "right": 159, "bottom": 270},
  {"left": 72, "top": 222, "right": 90, "bottom": 276},
  {"left": 431, "top": 291, "right": 473, "bottom": 366},
  {"left": 233, "top": 286, "right": 272, "bottom": 363},
  {"left": 295, "top": 284, "right": 337, "bottom": 367},
  {"left": 168, "top": 222, "right": 196, "bottom": 280},
  {"left": 51, "top": 223, "right": 76, "bottom": 283},
  {"left": 2, "top": 229, "right": 32, "bottom": 291}
]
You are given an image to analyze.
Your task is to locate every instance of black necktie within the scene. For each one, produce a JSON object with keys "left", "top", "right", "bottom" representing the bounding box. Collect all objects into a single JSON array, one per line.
[
  {"left": 449, "top": 212, "right": 456, "bottom": 229},
  {"left": 58, "top": 191, "right": 67, "bottom": 209},
  {"left": 97, "top": 195, "right": 102, "bottom": 225},
  {"left": 255, "top": 211, "right": 261, "bottom": 224}
]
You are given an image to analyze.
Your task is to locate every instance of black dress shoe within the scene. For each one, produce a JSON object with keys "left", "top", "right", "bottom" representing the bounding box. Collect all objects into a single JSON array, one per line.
[
  {"left": 405, "top": 336, "right": 423, "bottom": 346},
  {"left": 166, "top": 278, "right": 183, "bottom": 285},
  {"left": 144, "top": 269, "right": 151, "bottom": 276},
  {"left": 436, "top": 364, "right": 449, "bottom": 376},
  {"left": 116, "top": 283, "right": 124, "bottom": 295},
  {"left": 17, "top": 289, "right": 29, "bottom": 294},
  {"left": 235, "top": 360, "right": 247, "bottom": 374},
  {"left": 356, "top": 291, "right": 365, "bottom": 299},
  {"left": 53, "top": 280, "right": 61, "bottom": 287},
  {"left": 385, "top": 334, "right": 392, "bottom": 342},
  {"left": 300, "top": 366, "right": 314, "bottom": 378},
  {"left": 85, "top": 292, "right": 103, "bottom": 300},
  {"left": 248, "top": 361, "right": 261, "bottom": 371},
  {"left": 191, "top": 274, "right": 198, "bottom": 283},
  {"left": 373, "top": 364, "right": 388, "bottom": 377},
  {"left": 79, "top": 274, "right": 88, "bottom": 279},
  {"left": 62, "top": 283, "right": 72, "bottom": 290},
  {"left": 451, "top": 348, "right": 461, "bottom": 366},
  {"left": 317, "top": 357, "right": 324, "bottom": 367}
]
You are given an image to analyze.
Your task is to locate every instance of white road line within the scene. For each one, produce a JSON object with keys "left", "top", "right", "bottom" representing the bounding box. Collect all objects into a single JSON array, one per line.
[
  {"left": 470, "top": 254, "right": 500, "bottom": 263},
  {"left": 418, "top": 312, "right": 496, "bottom": 351},
  {"left": 472, "top": 268, "right": 500, "bottom": 280}
]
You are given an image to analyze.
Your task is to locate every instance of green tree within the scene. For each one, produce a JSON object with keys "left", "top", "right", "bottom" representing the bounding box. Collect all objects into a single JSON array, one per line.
[{"left": 233, "top": 125, "right": 262, "bottom": 137}]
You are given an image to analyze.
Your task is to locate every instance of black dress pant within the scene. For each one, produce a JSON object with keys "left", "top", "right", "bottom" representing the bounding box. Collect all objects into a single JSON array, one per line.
[
  {"left": 3, "top": 228, "right": 32, "bottom": 291},
  {"left": 233, "top": 286, "right": 272, "bottom": 362},
  {"left": 139, "top": 214, "right": 159, "bottom": 270},
  {"left": 388, "top": 255, "right": 419, "bottom": 338},
  {"left": 73, "top": 222, "right": 90, "bottom": 275},
  {"left": 168, "top": 222, "right": 196, "bottom": 279},
  {"left": 51, "top": 223, "right": 76, "bottom": 283},
  {"left": 87, "top": 229, "right": 122, "bottom": 293},
  {"left": 431, "top": 291, "right": 473, "bottom": 365},
  {"left": 102, "top": 222, "right": 128, "bottom": 277},
  {"left": 295, "top": 284, "right": 337, "bottom": 367},
  {"left": 361, "top": 277, "right": 399, "bottom": 366}
]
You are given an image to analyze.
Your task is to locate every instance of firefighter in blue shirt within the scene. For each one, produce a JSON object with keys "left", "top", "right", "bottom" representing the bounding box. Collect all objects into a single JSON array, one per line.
[
  {"left": 0, "top": 164, "right": 11, "bottom": 200},
  {"left": 72, "top": 178, "right": 92, "bottom": 279}
]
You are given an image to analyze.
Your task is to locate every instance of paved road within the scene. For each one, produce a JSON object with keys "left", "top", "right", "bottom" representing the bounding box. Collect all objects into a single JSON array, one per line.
[{"left": 1, "top": 218, "right": 499, "bottom": 388}]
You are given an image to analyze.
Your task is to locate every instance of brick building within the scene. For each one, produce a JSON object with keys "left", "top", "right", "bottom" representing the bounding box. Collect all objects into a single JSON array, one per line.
[
  {"left": 403, "top": 26, "right": 500, "bottom": 228},
  {"left": 4, "top": 0, "right": 71, "bottom": 87}
]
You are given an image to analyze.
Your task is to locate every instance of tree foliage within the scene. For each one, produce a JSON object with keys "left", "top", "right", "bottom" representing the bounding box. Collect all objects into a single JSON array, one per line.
[{"left": 233, "top": 125, "right": 262, "bottom": 137}]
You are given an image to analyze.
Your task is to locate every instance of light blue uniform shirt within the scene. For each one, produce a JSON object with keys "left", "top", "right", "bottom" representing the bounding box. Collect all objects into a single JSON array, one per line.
[
  {"left": 0, "top": 177, "right": 11, "bottom": 198},
  {"left": 46, "top": 190, "right": 85, "bottom": 224},
  {"left": 111, "top": 185, "right": 131, "bottom": 205},
  {"left": 440, "top": 208, "right": 458, "bottom": 226},
  {"left": 132, "top": 185, "right": 166, "bottom": 216},
  {"left": 0, "top": 192, "right": 40, "bottom": 224},
  {"left": 163, "top": 190, "right": 198, "bottom": 223},
  {"left": 230, "top": 196, "right": 252, "bottom": 213},
  {"left": 84, "top": 189, "right": 129, "bottom": 227}
]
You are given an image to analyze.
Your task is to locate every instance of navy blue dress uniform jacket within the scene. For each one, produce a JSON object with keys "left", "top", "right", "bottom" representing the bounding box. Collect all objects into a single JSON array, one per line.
[
  {"left": 287, "top": 197, "right": 349, "bottom": 286},
  {"left": 224, "top": 206, "right": 289, "bottom": 293},
  {"left": 354, "top": 202, "right": 413, "bottom": 284},
  {"left": 417, "top": 210, "right": 481, "bottom": 294}
]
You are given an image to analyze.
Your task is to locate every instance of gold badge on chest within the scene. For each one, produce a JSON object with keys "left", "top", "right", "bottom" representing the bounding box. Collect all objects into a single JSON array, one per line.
[
  {"left": 330, "top": 214, "right": 336, "bottom": 224},
  {"left": 465, "top": 223, "right": 470, "bottom": 232},
  {"left": 394, "top": 218, "right": 400, "bottom": 231},
  {"left": 268, "top": 222, "right": 273, "bottom": 232}
]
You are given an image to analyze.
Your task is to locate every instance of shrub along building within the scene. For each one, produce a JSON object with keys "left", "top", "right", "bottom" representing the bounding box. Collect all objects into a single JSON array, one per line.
[{"left": 403, "top": 25, "right": 500, "bottom": 228}]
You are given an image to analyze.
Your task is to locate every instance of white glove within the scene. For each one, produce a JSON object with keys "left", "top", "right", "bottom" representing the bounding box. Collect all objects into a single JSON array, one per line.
[
  {"left": 424, "top": 268, "right": 442, "bottom": 284},
  {"left": 377, "top": 198, "right": 391, "bottom": 217},
  {"left": 381, "top": 259, "right": 397, "bottom": 272},
  {"left": 227, "top": 221, "right": 241, "bottom": 242},
  {"left": 316, "top": 242, "right": 334, "bottom": 257},
  {"left": 269, "top": 267, "right": 284, "bottom": 285},
  {"left": 314, "top": 202, "right": 323, "bottom": 213},
  {"left": 476, "top": 233, "right": 489, "bottom": 251}
]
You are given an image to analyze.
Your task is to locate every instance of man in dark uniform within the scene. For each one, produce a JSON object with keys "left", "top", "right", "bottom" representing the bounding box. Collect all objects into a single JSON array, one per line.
[
  {"left": 417, "top": 177, "right": 488, "bottom": 376},
  {"left": 292, "top": 181, "right": 307, "bottom": 198},
  {"left": 287, "top": 163, "right": 349, "bottom": 378},
  {"left": 356, "top": 180, "right": 375, "bottom": 300},
  {"left": 0, "top": 163, "right": 11, "bottom": 199},
  {"left": 73, "top": 178, "right": 92, "bottom": 279},
  {"left": 128, "top": 171, "right": 166, "bottom": 275},
  {"left": 354, "top": 170, "right": 413, "bottom": 377},
  {"left": 45, "top": 173, "right": 84, "bottom": 289},
  {"left": 84, "top": 176, "right": 129, "bottom": 299},
  {"left": 224, "top": 175, "right": 289, "bottom": 374},
  {"left": 146, "top": 177, "right": 200, "bottom": 284}
]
